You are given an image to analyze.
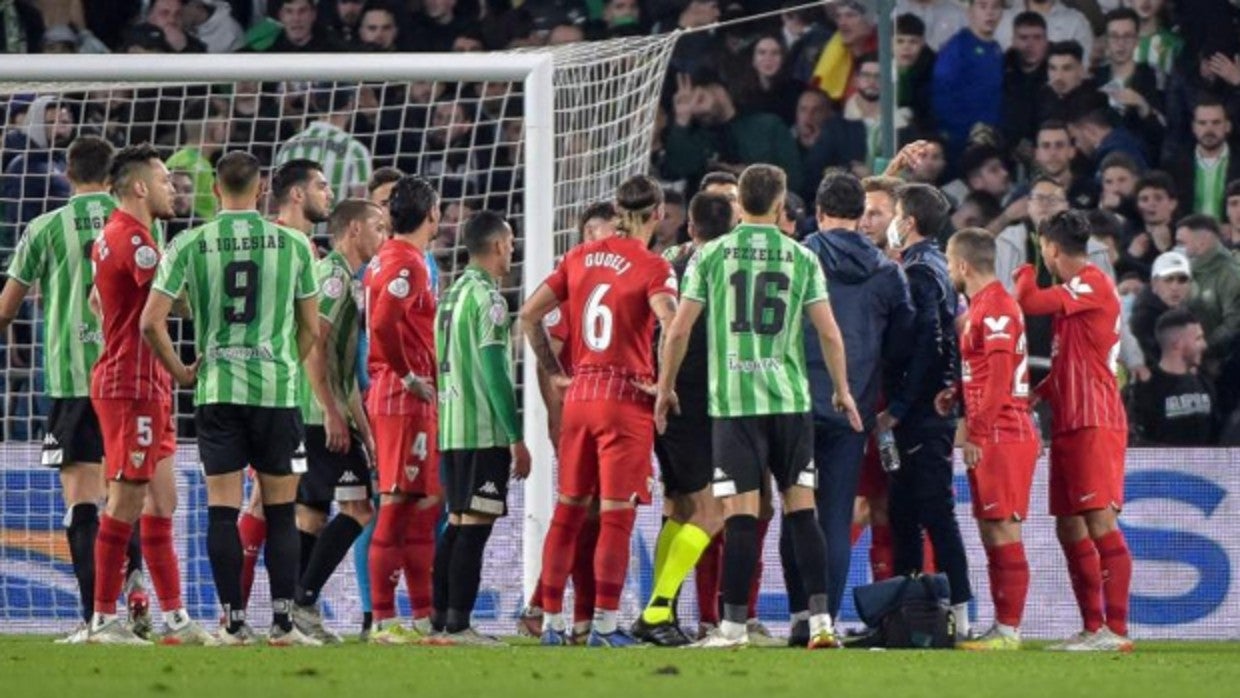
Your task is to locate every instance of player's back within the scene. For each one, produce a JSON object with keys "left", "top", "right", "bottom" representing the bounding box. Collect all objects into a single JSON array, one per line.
[
  {"left": 157, "top": 210, "right": 316, "bottom": 408},
  {"left": 363, "top": 238, "right": 436, "bottom": 415},
  {"left": 550, "top": 235, "right": 674, "bottom": 403},
  {"left": 961, "top": 281, "right": 1035, "bottom": 443},
  {"left": 1046, "top": 264, "right": 1126, "bottom": 433},
  {"left": 681, "top": 223, "right": 826, "bottom": 418}
]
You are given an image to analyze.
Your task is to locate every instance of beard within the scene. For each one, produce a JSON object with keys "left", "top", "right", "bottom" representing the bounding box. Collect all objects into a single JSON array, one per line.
[{"left": 307, "top": 203, "right": 331, "bottom": 224}]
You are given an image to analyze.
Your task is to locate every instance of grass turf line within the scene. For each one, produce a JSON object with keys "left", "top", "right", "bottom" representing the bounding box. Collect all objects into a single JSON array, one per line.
[{"left": 1, "top": 636, "right": 1238, "bottom": 698}]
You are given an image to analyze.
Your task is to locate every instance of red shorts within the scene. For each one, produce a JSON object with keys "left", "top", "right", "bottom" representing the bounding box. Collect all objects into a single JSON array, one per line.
[
  {"left": 856, "top": 434, "right": 887, "bottom": 499},
  {"left": 1049, "top": 427, "right": 1127, "bottom": 517},
  {"left": 371, "top": 412, "right": 441, "bottom": 497},
  {"left": 967, "top": 439, "right": 1039, "bottom": 521},
  {"left": 558, "top": 400, "right": 654, "bottom": 503},
  {"left": 92, "top": 398, "right": 176, "bottom": 483}
]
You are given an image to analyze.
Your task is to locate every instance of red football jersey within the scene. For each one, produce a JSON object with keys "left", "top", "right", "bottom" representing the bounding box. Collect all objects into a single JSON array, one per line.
[
  {"left": 1015, "top": 263, "right": 1127, "bottom": 434},
  {"left": 365, "top": 239, "right": 437, "bottom": 417},
  {"left": 960, "top": 281, "right": 1037, "bottom": 444},
  {"left": 91, "top": 209, "right": 170, "bottom": 402},
  {"left": 542, "top": 236, "right": 675, "bottom": 403}
]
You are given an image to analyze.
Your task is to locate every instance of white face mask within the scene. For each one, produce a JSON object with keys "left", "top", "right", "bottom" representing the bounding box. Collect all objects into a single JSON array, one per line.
[{"left": 885, "top": 216, "right": 904, "bottom": 250}]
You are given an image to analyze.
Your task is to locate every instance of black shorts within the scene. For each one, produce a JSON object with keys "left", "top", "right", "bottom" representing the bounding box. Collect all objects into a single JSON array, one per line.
[
  {"left": 443, "top": 447, "right": 511, "bottom": 517},
  {"left": 296, "top": 425, "right": 372, "bottom": 509},
  {"left": 711, "top": 413, "right": 815, "bottom": 497},
  {"left": 655, "top": 407, "right": 712, "bottom": 497},
  {"left": 43, "top": 398, "right": 104, "bottom": 467},
  {"left": 196, "top": 404, "right": 305, "bottom": 477}
]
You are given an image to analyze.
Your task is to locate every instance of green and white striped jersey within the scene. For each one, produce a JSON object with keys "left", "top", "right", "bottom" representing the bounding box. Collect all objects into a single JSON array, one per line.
[
  {"left": 436, "top": 266, "right": 521, "bottom": 450},
  {"left": 299, "top": 250, "right": 361, "bottom": 425},
  {"left": 152, "top": 210, "right": 318, "bottom": 408},
  {"left": 680, "top": 223, "right": 828, "bottom": 418},
  {"left": 273, "top": 121, "right": 373, "bottom": 197},
  {"left": 5, "top": 193, "right": 114, "bottom": 398}
]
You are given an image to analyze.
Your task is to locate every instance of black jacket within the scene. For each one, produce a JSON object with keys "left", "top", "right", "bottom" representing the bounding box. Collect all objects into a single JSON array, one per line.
[{"left": 888, "top": 239, "right": 959, "bottom": 430}]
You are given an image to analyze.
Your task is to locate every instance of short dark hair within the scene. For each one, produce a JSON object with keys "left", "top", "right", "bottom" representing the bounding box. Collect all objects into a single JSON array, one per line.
[
  {"left": 689, "top": 192, "right": 734, "bottom": 242},
  {"left": 215, "top": 151, "right": 261, "bottom": 195},
  {"left": 1176, "top": 213, "right": 1222, "bottom": 237},
  {"left": 1047, "top": 40, "right": 1084, "bottom": 64},
  {"left": 1013, "top": 10, "right": 1047, "bottom": 31},
  {"left": 663, "top": 188, "right": 686, "bottom": 208},
  {"left": 367, "top": 166, "right": 403, "bottom": 194},
  {"left": 947, "top": 227, "right": 996, "bottom": 274},
  {"left": 896, "top": 182, "right": 951, "bottom": 239},
  {"left": 1036, "top": 119, "right": 1070, "bottom": 140},
  {"left": 109, "top": 142, "right": 161, "bottom": 196},
  {"left": 815, "top": 169, "right": 865, "bottom": 220},
  {"left": 66, "top": 135, "right": 115, "bottom": 186},
  {"left": 1226, "top": 179, "right": 1240, "bottom": 199},
  {"left": 462, "top": 210, "right": 511, "bottom": 256},
  {"left": 895, "top": 13, "right": 925, "bottom": 37},
  {"left": 700, "top": 171, "right": 739, "bottom": 191},
  {"left": 578, "top": 201, "right": 616, "bottom": 233},
  {"left": 388, "top": 175, "right": 439, "bottom": 233},
  {"left": 1104, "top": 7, "right": 1141, "bottom": 31},
  {"left": 1193, "top": 94, "right": 1229, "bottom": 119},
  {"left": 1037, "top": 209, "right": 1091, "bottom": 256},
  {"left": 738, "top": 164, "right": 786, "bottom": 217},
  {"left": 615, "top": 174, "right": 663, "bottom": 235},
  {"left": 960, "top": 145, "right": 1005, "bottom": 180},
  {"left": 1086, "top": 209, "right": 1123, "bottom": 244},
  {"left": 271, "top": 159, "right": 323, "bottom": 205},
  {"left": 1155, "top": 307, "right": 1200, "bottom": 348},
  {"left": 961, "top": 190, "right": 1002, "bottom": 224},
  {"left": 1100, "top": 151, "right": 1140, "bottom": 175},
  {"left": 1135, "top": 170, "right": 1177, "bottom": 199},
  {"left": 328, "top": 199, "right": 383, "bottom": 239},
  {"left": 1070, "top": 107, "right": 1113, "bottom": 130}
]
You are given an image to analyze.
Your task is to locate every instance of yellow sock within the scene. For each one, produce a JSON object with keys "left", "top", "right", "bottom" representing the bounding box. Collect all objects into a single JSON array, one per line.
[
  {"left": 642, "top": 523, "right": 712, "bottom": 624},
  {"left": 652, "top": 519, "right": 682, "bottom": 583}
]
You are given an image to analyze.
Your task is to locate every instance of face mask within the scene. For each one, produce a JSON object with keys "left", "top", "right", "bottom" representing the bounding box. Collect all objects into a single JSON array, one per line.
[{"left": 885, "top": 216, "right": 904, "bottom": 250}]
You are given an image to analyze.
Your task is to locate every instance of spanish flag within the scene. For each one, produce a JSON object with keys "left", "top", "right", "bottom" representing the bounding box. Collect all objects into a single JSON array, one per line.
[{"left": 810, "top": 32, "right": 852, "bottom": 101}]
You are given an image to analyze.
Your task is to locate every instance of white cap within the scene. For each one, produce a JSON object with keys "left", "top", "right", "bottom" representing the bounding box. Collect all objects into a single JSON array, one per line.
[{"left": 1151, "top": 251, "right": 1191, "bottom": 279}]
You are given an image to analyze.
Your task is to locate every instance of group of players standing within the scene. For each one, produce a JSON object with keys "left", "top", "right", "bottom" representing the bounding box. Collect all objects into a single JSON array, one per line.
[{"left": 0, "top": 132, "right": 1134, "bottom": 652}]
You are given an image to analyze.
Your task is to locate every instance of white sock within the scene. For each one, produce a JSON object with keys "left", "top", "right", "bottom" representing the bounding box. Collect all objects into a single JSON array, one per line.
[
  {"left": 164, "top": 608, "right": 189, "bottom": 630},
  {"left": 592, "top": 609, "right": 618, "bottom": 635},
  {"left": 90, "top": 612, "right": 116, "bottom": 630},
  {"left": 996, "top": 623, "right": 1019, "bottom": 638},
  {"left": 720, "top": 619, "right": 747, "bottom": 640},
  {"left": 953, "top": 603, "right": 971, "bottom": 637},
  {"left": 378, "top": 617, "right": 402, "bottom": 630},
  {"left": 790, "top": 610, "right": 810, "bottom": 625},
  {"left": 809, "top": 613, "right": 834, "bottom": 636},
  {"left": 542, "top": 612, "right": 565, "bottom": 633},
  {"left": 572, "top": 620, "right": 591, "bottom": 637},
  {"left": 412, "top": 616, "right": 432, "bottom": 634}
]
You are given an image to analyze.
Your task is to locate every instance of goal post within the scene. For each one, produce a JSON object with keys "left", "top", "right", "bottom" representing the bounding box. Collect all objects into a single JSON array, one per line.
[{"left": 0, "top": 37, "right": 677, "bottom": 631}]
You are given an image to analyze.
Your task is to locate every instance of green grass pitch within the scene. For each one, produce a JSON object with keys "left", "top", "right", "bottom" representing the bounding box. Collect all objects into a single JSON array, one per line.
[{"left": 2, "top": 636, "right": 1239, "bottom": 698}]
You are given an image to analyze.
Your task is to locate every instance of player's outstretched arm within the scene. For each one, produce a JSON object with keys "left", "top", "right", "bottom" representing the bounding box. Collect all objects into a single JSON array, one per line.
[
  {"left": 806, "top": 299, "right": 863, "bottom": 432},
  {"left": 518, "top": 284, "right": 567, "bottom": 385},
  {"left": 140, "top": 291, "right": 195, "bottom": 387},
  {"left": 0, "top": 278, "right": 30, "bottom": 335},
  {"left": 655, "top": 298, "right": 701, "bottom": 433}
]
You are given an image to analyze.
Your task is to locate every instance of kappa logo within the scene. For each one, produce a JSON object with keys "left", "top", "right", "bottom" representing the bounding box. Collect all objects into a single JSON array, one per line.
[
  {"left": 478, "top": 481, "right": 500, "bottom": 495},
  {"left": 43, "top": 433, "right": 59, "bottom": 447},
  {"left": 340, "top": 470, "right": 360, "bottom": 484},
  {"left": 982, "top": 315, "right": 1012, "bottom": 340}
]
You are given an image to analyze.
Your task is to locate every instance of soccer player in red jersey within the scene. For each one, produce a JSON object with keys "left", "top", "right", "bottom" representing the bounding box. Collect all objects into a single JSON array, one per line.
[
  {"left": 940, "top": 228, "right": 1040, "bottom": 650},
  {"left": 85, "top": 144, "right": 214, "bottom": 645},
  {"left": 1013, "top": 210, "right": 1133, "bottom": 652},
  {"left": 519, "top": 175, "right": 678, "bottom": 647},
  {"left": 364, "top": 175, "right": 442, "bottom": 644}
]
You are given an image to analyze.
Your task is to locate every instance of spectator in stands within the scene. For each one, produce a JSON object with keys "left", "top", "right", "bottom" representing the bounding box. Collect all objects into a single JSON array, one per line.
[
  {"left": 145, "top": 0, "right": 206, "bottom": 53},
  {"left": 902, "top": 137, "right": 948, "bottom": 186},
  {"left": 1226, "top": 179, "right": 1240, "bottom": 249},
  {"left": 1119, "top": 171, "right": 1180, "bottom": 280},
  {"left": 943, "top": 144, "right": 1011, "bottom": 208},
  {"left": 894, "top": 0, "right": 966, "bottom": 52},
  {"left": 847, "top": 54, "right": 911, "bottom": 176},
  {"left": 266, "top": 0, "right": 344, "bottom": 52},
  {"left": 0, "top": 0, "right": 44, "bottom": 53},
  {"left": 810, "top": 0, "right": 877, "bottom": 102},
  {"left": 1165, "top": 50, "right": 1240, "bottom": 166},
  {"left": 996, "top": 175, "right": 1114, "bottom": 292},
  {"left": 781, "top": 1, "right": 831, "bottom": 86},
  {"left": 1099, "top": 151, "right": 1143, "bottom": 225},
  {"left": 356, "top": 1, "right": 405, "bottom": 52},
  {"left": 1030, "top": 120, "right": 1098, "bottom": 209},
  {"left": 951, "top": 190, "right": 1002, "bottom": 231},
  {"left": 1168, "top": 98, "right": 1240, "bottom": 220},
  {"left": 1133, "top": 0, "right": 1182, "bottom": 88},
  {"left": 1132, "top": 309, "right": 1217, "bottom": 446},
  {"left": 1002, "top": 11, "right": 1049, "bottom": 150},
  {"left": 544, "top": 23, "right": 582, "bottom": 48},
  {"left": 664, "top": 68, "right": 803, "bottom": 198},
  {"left": 894, "top": 13, "right": 936, "bottom": 134},
  {"left": 1, "top": 97, "right": 73, "bottom": 244},
  {"left": 414, "top": 100, "right": 481, "bottom": 198},
  {"left": 1130, "top": 250, "right": 1193, "bottom": 364},
  {"left": 1037, "top": 40, "right": 1095, "bottom": 125},
  {"left": 1094, "top": 8, "right": 1165, "bottom": 160},
  {"left": 1177, "top": 214, "right": 1240, "bottom": 369},
  {"left": 183, "top": 0, "right": 246, "bottom": 53},
  {"left": 792, "top": 89, "right": 831, "bottom": 156},
  {"left": 40, "top": 24, "right": 78, "bottom": 53},
  {"left": 734, "top": 34, "right": 799, "bottom": 126},
  {"left": 1068, "top": 107, "right": 1150, "bottom": 179},
  {"left": 411, "top": 0, "right": 472, "bottom": 52},
  {"left": 168, "top": 169, "right": 196, "bottom": 238},
  {"left": 931, "top": 0, "right": 1004, "bottom": 168},
  {"left": 167, "top": 97, "right": 228, "bottom": 221},
  {"left": 320, "top": 0, "right": 366, "bottom": 46},
  {"left": 995, "top": 0, "right": 1094, "bottom": 65},
  {"left": 275, "top": 86, "right": 373, "bottom": 198},
  {"left": 123, "top": 22, "right": 174, "bottom": 53}
]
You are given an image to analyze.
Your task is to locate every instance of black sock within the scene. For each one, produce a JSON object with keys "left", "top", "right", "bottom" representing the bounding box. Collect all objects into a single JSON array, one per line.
[
  {"left": 207, "top": 506, "right": 244, "bottom": 633},
  {"left": 298, "top": 530, "right": 318, "bottom": 584},
  {"left": 778, "top": 521, "right": 807, "bottom": 615},
  {"left": 721, "top": 515, "right": 758, "bottom": 626},
  {"left": 263, "top": 502, "right": 298, "bottom": 632},
  {"left": 126, "top": 519, "right": 143, "bottom": 578},
  {"left": 785, "top": 509, "right": 829, "bottom": 616},
  {"left": 362, "top": 611, "right": 373, "bottom": 631},
  {"left": 432, "top": 524, "right": 460, "bottom": 631},
  {"left": 446, "top": 523, "right": 493, "bottom": 633},
  {"left": 66, "top": 503, "right": 98, "bottom": 622},
  {"left": 297, "top": 515, "right": 363, "bottom": 607}
]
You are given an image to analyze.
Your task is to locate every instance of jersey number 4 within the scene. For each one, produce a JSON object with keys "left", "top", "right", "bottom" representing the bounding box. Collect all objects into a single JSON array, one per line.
[{"left": 729, "top": 270, "right": 789, "bottom": 335}]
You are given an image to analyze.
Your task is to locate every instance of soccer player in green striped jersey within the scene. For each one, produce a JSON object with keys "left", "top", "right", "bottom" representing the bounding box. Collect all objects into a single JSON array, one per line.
[
  {"left": 274, "top": 88, "right": 373, "bottom": 199},
  {"left": 0, "top": 135, "right": 131, "bottom": 641},
  {"left": 141, "top": 151, "right": 321, "bottom": 647},
  {"left": 432, "top": 210, "right": 531, "bottom": 645},
  {"left": 291, "top": 199, "right": 386, "bottom": 643},
  {"left": 655, "top": 164, "right": 861, "bottom": 650}
]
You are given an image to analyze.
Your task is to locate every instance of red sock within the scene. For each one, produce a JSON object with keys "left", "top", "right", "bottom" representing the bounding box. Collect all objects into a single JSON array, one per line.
[
  {"left": 538, "top": 503, "right": 587, "bottom": 615},
  {"left": 922, "top": 534, "right": 937, "bottom": 574},
  {"left": 986, "top": 542, "right": 1029, "bottom": 628},
  {"left": 402, "top": 504, "right": 438, "bottom": 618},
  {"left": 528, "top": 580, "right": 544, "bottom": 610},
  {"left": 695, "top": 534, "right": 722, "bottom": 625},
  {"left": 1095, "top": 530, "right": 1132, "bottom": 636},
  {"left": 1063, "top": 537, "right": 1104, "bottom": 632},
  {"left": 594, "top": 508, "right": 636, "bottom": 612},
  {"left": 93, "top": 515, "right": 133, "bottom": 615},
  {"left": 237, "top": 511, "right": 266, "bottom": 608},
  {"left": 850, "top": 524, "right": 864, "bottom": 546},
  {"left": 139, "top": 515, "right": 182, "bottom": 612},
  {"left": 745, "top": 517, "right": 769, "bottom": 619},
  {"left": 572, "top": 515, "right": 600, "bottom": 625},
  {"left": 369, "top": 501, "right": 412, "bottom": 621},
  {"left": 870, "top": 524, "right": 894, "bottom": 581}
]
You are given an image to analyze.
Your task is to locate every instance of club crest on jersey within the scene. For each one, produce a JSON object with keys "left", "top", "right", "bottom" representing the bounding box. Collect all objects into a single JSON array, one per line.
[
  {"left": 134, "top": 245, "right": 158, "bottom": 270},
  {"left": 489, "top": 300, "right": 508, "bottom": 326},
  {"left": 322, "top": 276, "right": 345, "bottom": 300},
  {"left": 404, "top": 465, "right": 420, "bottom": 482},
  {"left": 130, "top": 450, "right": 146, "bottom": 468},
  {"left": 388, "top": 278, "right": 410, "bottom": 298},
  {"left": 982, "top": 315, "right": 1011, "bottom": 340}
]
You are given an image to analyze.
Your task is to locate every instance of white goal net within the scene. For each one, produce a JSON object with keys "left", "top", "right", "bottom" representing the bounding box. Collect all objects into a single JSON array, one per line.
[{"left": 0, "top": 36, "right": 676, "bottom": 633}]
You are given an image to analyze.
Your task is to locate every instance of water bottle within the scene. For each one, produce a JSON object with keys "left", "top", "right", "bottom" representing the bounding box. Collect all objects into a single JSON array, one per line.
[{"left": 877, "top": 428, "right": 900, "bottom": 473}]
